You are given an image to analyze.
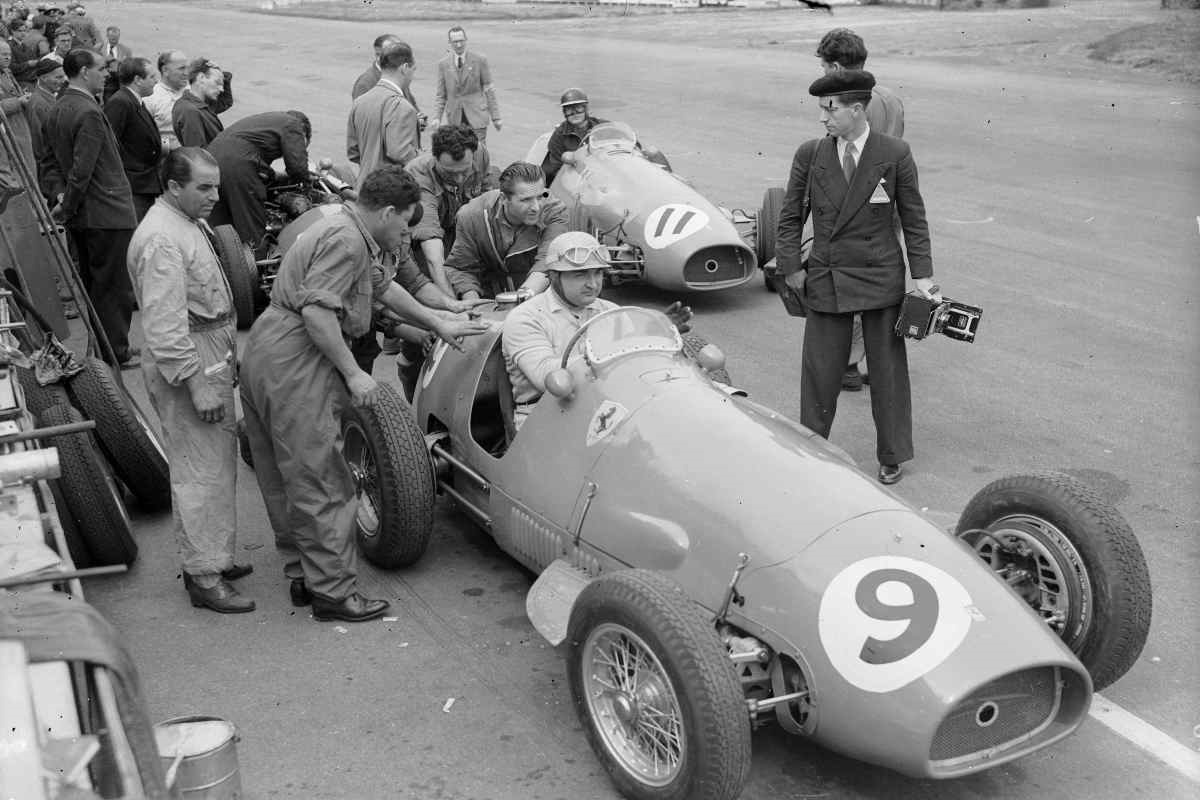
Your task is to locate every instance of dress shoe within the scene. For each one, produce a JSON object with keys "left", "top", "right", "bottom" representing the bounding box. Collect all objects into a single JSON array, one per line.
[
  {"left": 290, "top": 578, "right": 313, "bottom": 607},
  {"left": 221, "top": 563, "right": 254, "bottom": 581},
  {"left": 878, "top": 463, "right": 903, "bottom": 485},
  {"left": 184, "top": 574, "right": 256, "bottom": 614},
  {"left": 841, "top": 365, "right": 863, "bottom": 392},
  {"left": 311, "top": 592, "right": 389, "bottom": 622}
]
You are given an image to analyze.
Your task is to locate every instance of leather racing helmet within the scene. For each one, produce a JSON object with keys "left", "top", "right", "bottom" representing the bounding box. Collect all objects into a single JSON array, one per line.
[
  {"left": 560, "top": 88, "right": 589, "bottom": 107},
  {"left": 544, "top": 231, "right": 610, "bottom": 272}
]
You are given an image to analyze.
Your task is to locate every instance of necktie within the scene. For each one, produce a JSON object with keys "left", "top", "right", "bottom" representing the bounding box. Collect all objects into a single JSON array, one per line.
[
  {"left": 456, "top": 55, "right": 463, "bottom": 70},
  {"left": 842, "top": 142, "right": 857, "bottom": 184}
]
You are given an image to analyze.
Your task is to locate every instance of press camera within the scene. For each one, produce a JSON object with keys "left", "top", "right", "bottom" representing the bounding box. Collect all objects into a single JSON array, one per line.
[{"left": 895, "top": 292, "right": 982, "bottom": 343}]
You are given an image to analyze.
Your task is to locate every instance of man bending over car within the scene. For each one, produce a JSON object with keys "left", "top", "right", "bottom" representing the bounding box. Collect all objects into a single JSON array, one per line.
[{"left": 502, "top": 232, "right": 690, "bottom": 430}]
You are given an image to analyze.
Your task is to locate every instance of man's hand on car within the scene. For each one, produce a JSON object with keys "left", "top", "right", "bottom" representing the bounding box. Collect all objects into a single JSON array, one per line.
[
  {"left": 433, "top": 317, "right": 492, "bottom": 352},
  {"left": 664, "top": 301, "right": 693, "bottom": 334},
  {"left": 445, "top": 297, "right": 492, "bottom": 316}
]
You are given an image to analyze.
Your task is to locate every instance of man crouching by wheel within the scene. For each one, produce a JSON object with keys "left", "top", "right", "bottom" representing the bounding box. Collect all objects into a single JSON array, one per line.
[{"left": 239, "top": 166, "right": 490, "bottom": 623}]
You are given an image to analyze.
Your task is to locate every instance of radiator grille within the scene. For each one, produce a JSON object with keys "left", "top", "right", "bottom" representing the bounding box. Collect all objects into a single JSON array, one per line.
[{"left": 930, "top": 667, "right": 1059, "bottom": 762}]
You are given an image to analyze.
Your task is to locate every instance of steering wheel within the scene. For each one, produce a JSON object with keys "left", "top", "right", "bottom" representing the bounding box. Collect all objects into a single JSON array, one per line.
[{"left": 558, "top": 306, "right": 670, "bottom": 370}]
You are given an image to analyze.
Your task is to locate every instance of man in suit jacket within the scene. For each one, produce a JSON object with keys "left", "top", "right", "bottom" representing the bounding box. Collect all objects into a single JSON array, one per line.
[
  {"left": 103, "top": 56, "right": 161, "bottom": 219},
  {"left": 27, "top": 57, "right": 63, "bottom": 196},
  {"left": 42, "top": 48, "right": 138, "bottom": 364},
  {"left": 101, "top": 26, "right": 131, "bottom": 62},
  {"left": 172, "top": 57, "right": 229, "bottom": 148},
  {"left": 816, "top": 27, "right": 904, "bottom": 392},
  {"left": 776, "top": 70, "right": 937, "bottom": 486},
  {"left": 351, "top": 34, "right": 425, "bottom": 148},
  {"left": 432, "top": 26, "right": 500, "bottom": 143},
  {"left": 347, "top": 42, "right": 418, "bottom": 190}
]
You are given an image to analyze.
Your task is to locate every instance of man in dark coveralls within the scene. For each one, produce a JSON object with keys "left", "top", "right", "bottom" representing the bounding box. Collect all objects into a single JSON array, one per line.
[
  {"left": 206, "top": 110, "right": 311, "bottom": 253},
  {"left": 776, "top": 70, "right": 938, "bottom": 486}
]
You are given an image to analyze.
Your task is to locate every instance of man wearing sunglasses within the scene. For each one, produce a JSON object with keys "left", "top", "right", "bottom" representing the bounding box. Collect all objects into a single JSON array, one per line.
[
  {"left": 444, "top": 160, "right": 568, "bottom": 301},
  {"left": 541, "top": 87, "right": 606, "bottom": 186},
  {"left": 502, "top": 231, "right": 691, "bottom": 431}
]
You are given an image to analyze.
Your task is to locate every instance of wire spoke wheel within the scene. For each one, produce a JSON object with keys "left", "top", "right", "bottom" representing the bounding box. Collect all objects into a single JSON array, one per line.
[
  {"left": 584, "top": 624, "right": 685, "bottom": 786},
  {"left": 344, "top": 418, "right": 381, "bottom": 539}
]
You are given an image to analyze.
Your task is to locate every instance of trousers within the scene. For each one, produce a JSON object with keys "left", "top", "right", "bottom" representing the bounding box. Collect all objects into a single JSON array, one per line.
[{"left": 69, "top": 227, "right": 135, "bottom": 361}]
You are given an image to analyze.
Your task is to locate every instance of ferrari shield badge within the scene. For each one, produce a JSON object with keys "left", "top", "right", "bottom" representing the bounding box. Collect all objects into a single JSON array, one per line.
[
  {"left": 644, "top": 204, "right": 709, "bottom": 249},
  {"left": 586, "top": 401, "right": 628, "bottom": 447}
]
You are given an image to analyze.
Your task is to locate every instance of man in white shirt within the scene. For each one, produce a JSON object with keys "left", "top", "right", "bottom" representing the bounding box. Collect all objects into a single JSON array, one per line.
[{"left": 143, "top": 49, "right": 187, "bottom": 150}]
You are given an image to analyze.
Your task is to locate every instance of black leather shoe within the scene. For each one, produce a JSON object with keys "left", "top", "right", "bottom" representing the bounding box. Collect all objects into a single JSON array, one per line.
[
  {"left": 184, "top": 574, "right": 256, "bottom": 614},
  {"left": 311, "top": 592, "right": 389, "bottom": 622},
  {"left": 290, "top": 579, "right": 312, "bottom": 607},
  {"left": 841, "top": 365, "right": 863, "bottom": 392},
  {"left": 878, "top": 463, "right": 903, "bottom": 485},
  {"left": 221, "top": 563, "right": 253, "bottom": 581}
]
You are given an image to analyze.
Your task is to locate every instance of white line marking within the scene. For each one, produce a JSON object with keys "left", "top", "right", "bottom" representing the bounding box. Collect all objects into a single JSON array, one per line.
[
  {"left": 942, "top": 216, "right": 995, "bottom": 224},
  {"left": 1090, "top": 694, "right": 1199, "bottom": 782}
]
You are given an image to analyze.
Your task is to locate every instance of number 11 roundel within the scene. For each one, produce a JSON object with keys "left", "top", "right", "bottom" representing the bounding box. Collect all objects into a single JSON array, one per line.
[{"left": 818, "top": 556, "right": 974, "bottom": 693}]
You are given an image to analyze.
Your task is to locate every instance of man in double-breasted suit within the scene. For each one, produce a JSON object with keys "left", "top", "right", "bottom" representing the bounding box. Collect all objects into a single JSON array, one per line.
[
  {"left": 432, "top": 26, "right": 500, "bottom": 143},
  {"left": 103, "top": 56, "right": 162, "bottom": 220},
  {"left": 776, "top": 70, "right": 938, "bottom": 486},
  {"left": 43, "top": 49, "right": 138, "bottom": 364}
]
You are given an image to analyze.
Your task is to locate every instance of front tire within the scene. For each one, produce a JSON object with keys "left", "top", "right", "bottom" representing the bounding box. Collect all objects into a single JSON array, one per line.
[
  {"left": 957, "top": 472, "right": 1152, "bottom": 691},
  {"left": 567, "top": 570, "right": 751, "bottom": 800},
  {"left": 210, "top": 225, "right": 258, "bottom": 330},
  {"left": 342, "top": 383, "right": 435, "bottom": 568}
]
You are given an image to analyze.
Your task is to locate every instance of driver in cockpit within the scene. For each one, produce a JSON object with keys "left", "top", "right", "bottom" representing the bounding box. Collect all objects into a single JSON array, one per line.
[
  {"left": 501, "top": 232, "right": 691, "bottom": 430},
  {"left": 540, "top": 88, "right": 606, "bottom": 186}
]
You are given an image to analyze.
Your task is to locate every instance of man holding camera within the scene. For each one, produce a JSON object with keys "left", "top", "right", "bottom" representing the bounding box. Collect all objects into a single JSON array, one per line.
[{"left": 776, "top": 70, "right": 936, "bottom": 486}]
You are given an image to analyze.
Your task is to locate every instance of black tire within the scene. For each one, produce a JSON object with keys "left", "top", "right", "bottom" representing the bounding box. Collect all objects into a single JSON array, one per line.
[
  {"left": 956, "top": 472, "right": 1152, "bottom": 691},
  {"left": 210, "top": 224, "right": 258, "bottom": 330},
  {"left": 67, "top": 356, "right": 171, "bottom": 511},
  {"left": 681, "top": 333, "right": 732, "bottom": 386},
  {"left": 756, "top": 187, "right": 785, "bottom": 269},
  {"left": 17, "top": 366, "right": 69, "bottom": 417},
  {"left": 566, "top": 570, "right": 751, "bottom": 800},
  {"left": 48, "top": 479, "right": 92, "bottom": 569},
  {"left": 40, "top": 403, "right": 137, "bottom": 567},
  {"left": 342, "top": 383, "right": 434, "bottom": 568},
  {"left": 236, "top": 418, "right": 254, "bottom": 469}
]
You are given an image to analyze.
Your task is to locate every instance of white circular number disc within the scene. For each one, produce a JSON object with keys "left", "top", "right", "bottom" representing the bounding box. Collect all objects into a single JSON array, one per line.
[
  {"left": 818, "top": 556, "right": 973, "bottom": 694},
  {"left": 643, "top": 204, "right": 708, "bottom": 250}
]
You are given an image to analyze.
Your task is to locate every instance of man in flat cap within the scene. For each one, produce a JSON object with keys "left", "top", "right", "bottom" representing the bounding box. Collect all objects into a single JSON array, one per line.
[
  {"left": 27, "top": 56, "right": 63, "bottom": 196},
  {"left": 776, "top": 69, "right": 937, "bottom": 486}
]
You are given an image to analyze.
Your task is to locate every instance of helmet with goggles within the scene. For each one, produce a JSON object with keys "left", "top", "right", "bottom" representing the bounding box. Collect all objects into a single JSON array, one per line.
[
  {"left": 560, "top": 88, "right": 589, "bottom": 107},
  {"left": 544, "top": 231, "right": 610, "bottom": 272}
]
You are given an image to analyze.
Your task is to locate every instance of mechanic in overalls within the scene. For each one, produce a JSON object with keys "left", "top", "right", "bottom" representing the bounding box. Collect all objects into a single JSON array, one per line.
[
  {"left": 443, "top": 160, "right": 568, "bottom": 302},
  {"left": 239, "top": 166, "right": 489, "bottom": 622}
]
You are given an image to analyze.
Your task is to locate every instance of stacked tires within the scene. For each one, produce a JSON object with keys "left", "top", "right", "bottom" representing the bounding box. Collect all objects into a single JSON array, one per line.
[{"left": 22, "top": 358, "right": 171, "bottom": 567}]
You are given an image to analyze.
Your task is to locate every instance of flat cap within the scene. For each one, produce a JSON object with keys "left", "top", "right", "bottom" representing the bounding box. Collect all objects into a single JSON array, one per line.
[
  {"left": 34, "top": 57, "right": 61, "bottom": 76},
  {"left": 808, "top": 69, "right": 876, "bottom": 97}
]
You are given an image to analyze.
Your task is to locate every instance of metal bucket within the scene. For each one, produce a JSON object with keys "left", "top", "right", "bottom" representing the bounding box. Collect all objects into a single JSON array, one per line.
[{"left": 154, "top": 715, "right": 242, "bottom": 799}]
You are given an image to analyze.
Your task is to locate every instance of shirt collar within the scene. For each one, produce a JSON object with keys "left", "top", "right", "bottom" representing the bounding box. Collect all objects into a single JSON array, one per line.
[
  {"left": 65, "top": 85, "right": 95, "bottom": 101},
  {"left": 377, "top": 77, "right": 404, "bottom": 96},
  {"left": 340, "top": 203, "right": 382, "bottom": 261},
  {"left": 839, "top": 123, "right": 871, "bottom": 158}
]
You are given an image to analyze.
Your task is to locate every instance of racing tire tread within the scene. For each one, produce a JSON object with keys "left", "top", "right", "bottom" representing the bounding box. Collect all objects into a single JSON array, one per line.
[
  {"left": 17, "top": 366, "right": 70, "bottom": 417},
  {"left": 566, "top": 569, "right": 752, "bottom": 800},
  {"left": 343, "top": 383, "right": 435, "bottom": 568},
  {"left": 757, "top": 186, "right": 785, "bottom": 284},
  {"left": 67, "top": 356, "right": 171, "bottom": 511},
  {"left": 681, "top": 333, "right": 732, "bottom": 386},
  {"left": 956, "top": 471, "right": 1152, "bottom": 691},
  {"left": 211, "top": 224, "right": 258, "bottom": 330},
  {"left": 39, "top": 402, "right": 137, "bottom": 567}
]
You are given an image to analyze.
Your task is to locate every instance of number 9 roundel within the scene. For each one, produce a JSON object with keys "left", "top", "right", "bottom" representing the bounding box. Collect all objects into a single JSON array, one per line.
[{"left": 818, "top": 556, "right": 974, "bottom": 693}]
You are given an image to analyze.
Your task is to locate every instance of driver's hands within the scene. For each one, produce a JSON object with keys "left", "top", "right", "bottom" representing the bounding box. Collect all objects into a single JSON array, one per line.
[
  {"left": 433, "top": 318, "right": 492, "bottom": 352},
  {"left": 664, "top": 301, "right": 693, "bottom": 334},
  {"left": 914, "top": 278, "right": 942, "bottom": 302},
  {"left": 346, "top": 369, "right": 380, "bottom": 408}
]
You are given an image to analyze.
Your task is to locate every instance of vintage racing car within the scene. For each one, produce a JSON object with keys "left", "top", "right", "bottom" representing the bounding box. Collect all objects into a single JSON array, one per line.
[
  {"left": 339, "top": 300, "right": 1151, "bottom": 800},
  {"left": 526, "top": 122, "right": 762, "bottom": 294}
]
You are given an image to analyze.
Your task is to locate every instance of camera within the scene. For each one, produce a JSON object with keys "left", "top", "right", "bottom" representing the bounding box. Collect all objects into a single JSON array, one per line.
[{"left": 895, "top": 292, "right": 982, "bottom": 343}]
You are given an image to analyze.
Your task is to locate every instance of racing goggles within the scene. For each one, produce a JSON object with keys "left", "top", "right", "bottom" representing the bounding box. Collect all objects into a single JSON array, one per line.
[
  {"left": 562, "top": 103, "right": 588, "bottom": 115},
  {"left": 548, "top": 244, "right": 610, "bottom": 270}
]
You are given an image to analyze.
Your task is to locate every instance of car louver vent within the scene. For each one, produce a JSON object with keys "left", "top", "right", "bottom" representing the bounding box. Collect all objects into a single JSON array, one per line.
[{"left": 930, "top": 667, "right": 1060, "bottom": 762}]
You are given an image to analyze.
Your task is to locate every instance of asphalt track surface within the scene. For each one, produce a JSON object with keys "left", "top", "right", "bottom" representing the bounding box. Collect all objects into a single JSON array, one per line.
[{"left": 85, "top": 1, "right": 1198, "bottom": 797}]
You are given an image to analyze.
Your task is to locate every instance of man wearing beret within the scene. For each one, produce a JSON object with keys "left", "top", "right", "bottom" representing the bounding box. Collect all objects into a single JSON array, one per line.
[
  {"left": 776, "top": 69, "right": 937, "bottom": 486},
  {"left": 27, "top": 56, "right": 63, "bottom": 196}
]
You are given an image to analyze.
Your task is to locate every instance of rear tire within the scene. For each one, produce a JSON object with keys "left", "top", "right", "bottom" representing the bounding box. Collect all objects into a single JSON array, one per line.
[
  {"left": 210, "top": 224, "right": 258, "bottom": 330},
  {"left": 342, "top": 384, "right": 435, "bottom": 568},
  {"left": 67, "top": 356, "right": 171, "bottom": 511},
  {"left": 567, "top": 570, "right": 752, "bottom": 800},
  {"left": 957, "top": 472, "right": 1152, "bottom": 691},
  {"left": 756, "top": 187, "right": 785, "bottom": 270},
  {"left": 40, "top": 403, "right": 137, "bottom": 567}
]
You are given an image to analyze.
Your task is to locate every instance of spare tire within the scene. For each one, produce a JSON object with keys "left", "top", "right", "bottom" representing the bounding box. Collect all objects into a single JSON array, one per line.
[
  {"left": 67, "top": 356, "right": 171, "bottom": 511},
  {"left": 40, "top": 402, "right": 137, "bottom": 567},
  {"left": 17, "top": 366, "right": 69, "bottom": 418},
  {"left": 342, "top": 383, "right": 434, "bottom": 568},
  {"left": 681, "top": 333, "right": 732, "bottom": 386},
  {"left": 210, "top": 224, "right": 258, "bottom": 330}
]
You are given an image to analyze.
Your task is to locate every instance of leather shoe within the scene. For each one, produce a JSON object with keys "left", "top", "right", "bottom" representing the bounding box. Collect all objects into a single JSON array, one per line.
[
  {"left": 878, "top": 463, "right": 903, "bottom": 485},
  {"left": 311, "top": 592, "right": 389, "bottom": 622},
  {"left": 841, "top": 365, "right": 863, "bottom": 392},
  {"left": 221, "top": 563, "right": 253, "bottom": 581},
  {"left": 184, "top": 574, "right": 255, "bottom": 614},
  {"left": 290, "top": 578, "right": 312, "bottom": 607}
]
